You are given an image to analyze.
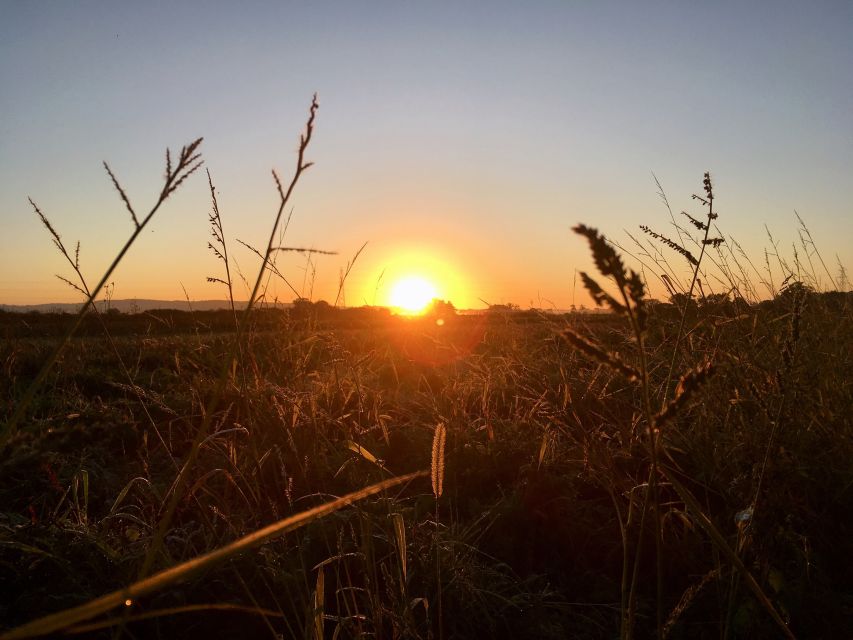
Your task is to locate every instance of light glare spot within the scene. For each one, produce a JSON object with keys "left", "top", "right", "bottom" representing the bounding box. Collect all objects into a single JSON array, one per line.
[{"left": 389, "top": 276, "right": 437, "bottom": 314}]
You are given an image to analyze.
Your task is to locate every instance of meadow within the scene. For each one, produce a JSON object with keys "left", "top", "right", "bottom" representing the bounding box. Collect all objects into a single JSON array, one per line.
[{"left": 1, "top": 102, "right": 851, "bottom": 639}]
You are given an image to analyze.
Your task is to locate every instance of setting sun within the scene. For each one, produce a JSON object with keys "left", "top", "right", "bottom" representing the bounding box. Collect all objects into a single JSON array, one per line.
[
  {"left": 364, "top": 244, "right": 473, "bottom": 312},
  {"left": 388, "top": 276, "right": 437, "bottom": 314}
]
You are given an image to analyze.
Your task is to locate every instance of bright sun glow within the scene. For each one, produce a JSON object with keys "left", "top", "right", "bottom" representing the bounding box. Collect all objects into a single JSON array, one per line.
[{"left": 389, "top": 276, "right": 437, "bottom": 314}]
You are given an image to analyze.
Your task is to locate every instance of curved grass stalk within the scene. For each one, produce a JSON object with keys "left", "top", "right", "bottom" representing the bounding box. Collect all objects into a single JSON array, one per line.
[
  {"left": 0, "top": 470, "right": 427, "bottom": 640},
  {"left": 63, "top": 603, "right": 285, "bottom": 635}
]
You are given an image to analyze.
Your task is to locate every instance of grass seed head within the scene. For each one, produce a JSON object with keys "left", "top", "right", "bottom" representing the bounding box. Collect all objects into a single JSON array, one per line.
[
  {"left": 560, "top": 328, "right": 640, "bottom": 382},
  {"left": 431, "top": 422, "right": 446, "bottom": 499},
  {"left": 656, "top": 360, "right": 715, "bottom": 426}
]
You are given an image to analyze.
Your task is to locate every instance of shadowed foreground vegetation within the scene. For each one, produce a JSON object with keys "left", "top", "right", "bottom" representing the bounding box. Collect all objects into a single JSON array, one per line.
[{"left": 1, "top": 291, "right": 851, "bottom": 638}]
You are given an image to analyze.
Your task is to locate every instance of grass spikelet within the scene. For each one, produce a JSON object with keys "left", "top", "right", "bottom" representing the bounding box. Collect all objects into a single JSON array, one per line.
[
  {"left": 162, "top": 138, "right": 204, "bottom": 197},
  {"left": 271, "top": 246, "right": 338, "bottom": 255},
  {"left": 103, "top": 162, "right": 139, "bottom": 228},
  {"left": 29, "top": 198, "right": 66, "bottom": 257},
  {"left": 656, "top": 360, "right": 715, "bottom": 425},
  {"left": 573, "top": 224, "right": 629, "bottom": 286},
  {"left": 313, "top": 565, "right": 325, "bottom": 640},
  {"left": 431, "top": 423, "right": 446, "bottom": 500},
  {"left": 662, "top": 569, "right": 719, "bottom": 639},
  {"left": 681, "top": 210, "right": 708, "bottom": 232},
  {"left": 391, "top": 512, "right": 407, "bottom": 582},
  {"left": 579, "top": 271, "right": 628, "bottom": 315},
  {"left": 573, "top": 224, "right": 647, "bottom": 329},
  {"left": 640, "top": 225, "right": 699, "bottom": 266},
  {"left": 560, "top": 328, "right": 640, "bottom": 381}
]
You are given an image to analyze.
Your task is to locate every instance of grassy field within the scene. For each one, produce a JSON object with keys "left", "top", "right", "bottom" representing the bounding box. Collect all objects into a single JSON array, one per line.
[
  {"left": 1, "top": 287, "right": 851, "bottom": 639},
  {"left": 2, "top": 105, "right": 852, "bottom": 639}
]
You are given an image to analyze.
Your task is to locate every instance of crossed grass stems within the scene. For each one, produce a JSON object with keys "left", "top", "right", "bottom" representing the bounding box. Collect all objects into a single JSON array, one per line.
[
  {"left": 565, "top": 174, "right": 794, "bottom": 640},
  {"left": 2, "top": 96, "right": 444, "bottom": 639},
  {"left": 1, "top": 97, "right": 813, "bottom": 638}
]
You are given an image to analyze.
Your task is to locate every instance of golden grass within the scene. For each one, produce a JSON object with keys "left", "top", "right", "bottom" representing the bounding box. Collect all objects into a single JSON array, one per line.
[
  {"left": 0, "top": 471, "right": 426, "bottom": 639},
  {"left": 2, "top": 107, "right": 849, "bottom": 639}
]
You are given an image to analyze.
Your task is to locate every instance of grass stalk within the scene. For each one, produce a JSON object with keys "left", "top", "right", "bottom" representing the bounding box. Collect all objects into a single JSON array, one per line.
[
  {"left": 0, "top": 471, "right": 427, "bottom": 640},
  {"left": 661, "top": 173, "right": 717, "bottom": 405},
  {"left": 136, "top": 96, "right": 319, "bottom": 580},
  {"left": 3, "top": 139, "right": 203, "bottom": 439}
]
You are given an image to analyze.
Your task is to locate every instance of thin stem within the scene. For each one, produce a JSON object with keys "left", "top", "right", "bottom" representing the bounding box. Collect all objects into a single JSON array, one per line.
[
  {"left": 618, "top": 278, "right": 662, "bottom": 639},
  {"left": 662, "top": 182, "right": 715, "bottom": 406},
  {"left": 136, "top": 96, "right": 318, "bottom": 580},
  {"left": 4, "top": 141, "right": 203, "bottom": 439}
]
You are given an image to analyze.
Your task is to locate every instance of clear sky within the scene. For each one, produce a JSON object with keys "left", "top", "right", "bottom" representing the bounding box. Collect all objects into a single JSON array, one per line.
[{"left": 2, "top": 1, "right": 851, "bottom": 309}]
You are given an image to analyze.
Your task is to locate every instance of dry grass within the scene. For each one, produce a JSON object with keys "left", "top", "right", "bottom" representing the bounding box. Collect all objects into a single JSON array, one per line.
[{"left": 0, "top": 113, "right": 851, "bottom": 639}]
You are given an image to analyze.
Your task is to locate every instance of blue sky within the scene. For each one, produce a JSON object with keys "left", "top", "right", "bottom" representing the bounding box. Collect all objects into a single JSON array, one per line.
[{"left": 2, "top": 1, "right": 851, "bottom": 307}]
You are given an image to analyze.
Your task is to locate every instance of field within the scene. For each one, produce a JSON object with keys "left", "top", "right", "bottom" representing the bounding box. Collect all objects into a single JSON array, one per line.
[
  {"left": 1, "top": 110, "right": 852, "bottom": 639},
  {"left": 1, "top": 285, "right": 852, "bottom": 638}
]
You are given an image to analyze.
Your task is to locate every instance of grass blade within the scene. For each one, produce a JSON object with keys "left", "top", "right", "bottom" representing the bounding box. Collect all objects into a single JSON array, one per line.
[
  {"left": 1, "top": 471, "right": 427, "bottom": 640},
  {"left": 662, "top": 466, "right": 796, "bottom": 640}
]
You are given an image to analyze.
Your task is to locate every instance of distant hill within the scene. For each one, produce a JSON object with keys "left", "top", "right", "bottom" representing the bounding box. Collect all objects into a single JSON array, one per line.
[{"left": 0, "top": 299, "right": 291, "bottom": 314}]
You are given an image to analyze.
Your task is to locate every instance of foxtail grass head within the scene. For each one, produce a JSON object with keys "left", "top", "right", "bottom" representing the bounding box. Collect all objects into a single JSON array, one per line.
[{"left": 431, "top": 423, "right": 446, "bottom": 500}]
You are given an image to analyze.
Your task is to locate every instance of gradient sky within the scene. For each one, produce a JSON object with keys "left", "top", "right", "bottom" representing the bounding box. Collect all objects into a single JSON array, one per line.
[{"left": 2, "top": 1, "right": 851, "bottom": 309}]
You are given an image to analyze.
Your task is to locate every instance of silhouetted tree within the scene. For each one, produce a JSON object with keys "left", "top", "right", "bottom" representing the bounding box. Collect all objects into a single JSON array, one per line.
[
  {"left": 425, "top": 299, "right": 456, "bottom": 318},
  {"left": 669, "top": 292, "right": 698, "bottom": 310}
]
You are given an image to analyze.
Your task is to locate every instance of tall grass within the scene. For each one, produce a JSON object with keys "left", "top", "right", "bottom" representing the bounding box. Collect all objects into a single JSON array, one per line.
[
  {"left": 565, "top": 175, "right": 802, "bottom": 639},
  {"left": 1, "top": 472, "right": 426, "bottom": 639},
  {"left": 3, "top": 96, "right": 433, "bottom": 638},
  {"left": 4, "top": 139, "right": 203, "bottom": 439},
  {"left": 1, "top": 117, "right": 850, "bottom": 639},
  {"left": 136, "top": 95, "right": 322, "bottom": 581}
]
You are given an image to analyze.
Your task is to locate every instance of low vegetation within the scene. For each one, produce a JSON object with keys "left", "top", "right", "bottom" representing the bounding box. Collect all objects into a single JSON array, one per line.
[{"left": 1, "top": 99, "right": 851, "bottom": 639}]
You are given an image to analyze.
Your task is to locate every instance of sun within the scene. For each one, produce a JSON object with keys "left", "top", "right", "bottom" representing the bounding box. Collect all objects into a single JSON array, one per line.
[{"left": 388, "top": 276, "right": 437, "bottom": 314}]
